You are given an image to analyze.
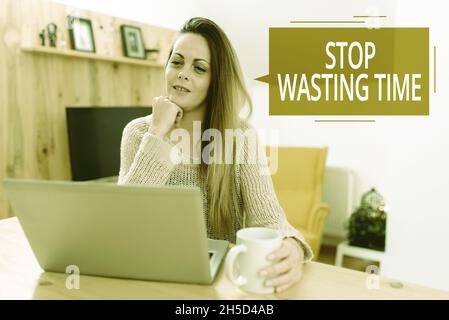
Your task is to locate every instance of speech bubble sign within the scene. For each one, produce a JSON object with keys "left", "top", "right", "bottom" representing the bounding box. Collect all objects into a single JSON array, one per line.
[{"left": 255, "top": 28, "right": 429, "bottom": 115}]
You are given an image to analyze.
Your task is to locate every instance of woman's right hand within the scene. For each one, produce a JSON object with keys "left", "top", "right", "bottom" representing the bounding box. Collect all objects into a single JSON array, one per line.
[{"left": 148, "top": 96, "right": 183, "bottom": 139}]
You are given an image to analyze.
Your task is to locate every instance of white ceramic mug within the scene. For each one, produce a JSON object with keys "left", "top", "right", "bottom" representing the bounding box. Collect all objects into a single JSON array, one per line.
[{"left": 225, "top": 227, "right": 282, "bottom": 294}]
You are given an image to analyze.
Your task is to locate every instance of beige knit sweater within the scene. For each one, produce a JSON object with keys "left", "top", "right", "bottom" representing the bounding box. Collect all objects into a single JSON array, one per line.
[{"left": 118, "top": 115, "right": 313, "bottom": 262}]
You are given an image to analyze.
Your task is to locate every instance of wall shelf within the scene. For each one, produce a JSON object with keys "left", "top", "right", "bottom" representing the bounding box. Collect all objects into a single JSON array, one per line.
[{"left": 21, "top": 46, "right": 164, "bottom": 68}]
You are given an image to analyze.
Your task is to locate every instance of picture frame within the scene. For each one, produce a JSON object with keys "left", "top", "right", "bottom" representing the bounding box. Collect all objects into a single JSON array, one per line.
[
  {"left": 67, "top": 16, "right": 96, "bottom": 53},
  {"left": 120, "top": 25, "right": 146, "bottom": 59}
]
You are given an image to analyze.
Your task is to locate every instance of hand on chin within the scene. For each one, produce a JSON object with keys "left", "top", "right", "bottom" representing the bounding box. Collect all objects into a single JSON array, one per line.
[{"left": 168, "top": 94, "right": 185, "bottom": 109}]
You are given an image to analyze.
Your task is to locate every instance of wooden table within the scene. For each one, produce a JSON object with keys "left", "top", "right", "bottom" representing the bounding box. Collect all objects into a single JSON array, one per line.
[{"left": 1, "top": 217, "right": 448, "bottom": 300}]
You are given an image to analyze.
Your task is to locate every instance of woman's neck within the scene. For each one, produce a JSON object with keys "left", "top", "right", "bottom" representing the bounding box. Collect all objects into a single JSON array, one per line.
[
  {"left": 176, "top": 104, "right": 207, "bottom": 134},
  {"left": 169, "top": 104, "right": 207, "bottom": 161}
]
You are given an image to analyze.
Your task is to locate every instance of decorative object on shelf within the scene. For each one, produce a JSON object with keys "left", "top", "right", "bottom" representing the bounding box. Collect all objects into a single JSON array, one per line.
[
  {"left": 120, "top": 25, "right": 145, "bottom": 59},
  {"left": 60, "top": 33, "right": 68, "bottom": 49},
  {"left": 39, "top": 29, "right": 46, "bottom": 46},
  {"left": 345, "top": 187, "right": 387, "bottom": 251},
  {"left": 145, "top": 47, "right": 160, "bottom": 61},
  {"left": 46, "top": 23, "right": 58, "bottom": 47},
  {"left": 67, "top": 15, "right": 96, "bottom": 53}
]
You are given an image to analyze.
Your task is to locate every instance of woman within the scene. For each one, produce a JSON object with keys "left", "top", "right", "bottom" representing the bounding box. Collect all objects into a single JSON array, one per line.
[{"left": 118, "top": 17, "right": 313, "bottom": 293}]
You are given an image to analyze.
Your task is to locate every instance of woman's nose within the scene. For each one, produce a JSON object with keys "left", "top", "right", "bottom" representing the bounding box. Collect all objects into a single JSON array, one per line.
[{"left": 178, "top": 69, "right": 189, "bottom": 81}]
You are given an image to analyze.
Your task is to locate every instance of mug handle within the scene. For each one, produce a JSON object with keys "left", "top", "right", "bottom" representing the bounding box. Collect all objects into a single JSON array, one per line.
[{"left": 225, "top": 245, "right": 248, "bottom": 287}]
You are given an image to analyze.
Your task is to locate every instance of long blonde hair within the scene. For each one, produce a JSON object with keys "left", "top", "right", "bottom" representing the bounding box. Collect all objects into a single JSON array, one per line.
[{"left": 167, "top": 17, "right": 253, "bottom": 239}]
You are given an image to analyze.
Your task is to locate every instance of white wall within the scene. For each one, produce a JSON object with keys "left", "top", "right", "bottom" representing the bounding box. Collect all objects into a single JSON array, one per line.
[
  {"left": 50, "top": 0, "right": 449, "bottom": 291},
  {"left": 379, "top": 0, "right": 449, "bottom": 292}
]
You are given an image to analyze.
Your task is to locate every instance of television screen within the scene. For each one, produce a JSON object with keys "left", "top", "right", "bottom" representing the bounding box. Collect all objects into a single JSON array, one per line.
[{"left": 66, "top": 106, "right": 152, "bottom": 181}]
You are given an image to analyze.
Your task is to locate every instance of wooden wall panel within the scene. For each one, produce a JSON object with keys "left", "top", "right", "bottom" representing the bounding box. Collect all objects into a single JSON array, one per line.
[{"left": 0, "top": 0, "right": 177, "bottom": 219}]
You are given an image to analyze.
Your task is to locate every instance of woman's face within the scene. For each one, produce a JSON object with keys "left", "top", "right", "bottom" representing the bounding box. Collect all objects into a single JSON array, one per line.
[{"left": 165, "top": 33, "right": 212, "bottom": 112}]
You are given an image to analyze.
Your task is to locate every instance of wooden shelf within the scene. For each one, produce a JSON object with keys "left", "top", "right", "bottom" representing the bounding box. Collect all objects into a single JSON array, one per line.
[{"left": 21, "top": 46, "right": 164, "bottom": 68}]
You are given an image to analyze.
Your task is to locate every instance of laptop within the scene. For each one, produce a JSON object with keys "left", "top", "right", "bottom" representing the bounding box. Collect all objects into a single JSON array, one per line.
[{"left": 2, "top": 178, "right": 229, "bottom": 284}]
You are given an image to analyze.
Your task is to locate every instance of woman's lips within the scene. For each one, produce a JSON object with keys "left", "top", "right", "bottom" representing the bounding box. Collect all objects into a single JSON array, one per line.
[{"left": 173, "top": 85, "right": 191, "bottom": 93}]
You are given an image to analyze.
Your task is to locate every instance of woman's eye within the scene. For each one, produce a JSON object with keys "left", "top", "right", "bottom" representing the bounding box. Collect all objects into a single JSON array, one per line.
[
  {"left": 170, "top": 60, "right": 181, "bottom": 66},
  {"left": 195, "top": 66, "right": 206, "bottom": 73}
]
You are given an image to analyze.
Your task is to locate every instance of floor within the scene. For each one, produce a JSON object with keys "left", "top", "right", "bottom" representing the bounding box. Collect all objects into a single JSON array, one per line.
[{"left": 317, "top": 245, "right": 380, "bottom": 272}]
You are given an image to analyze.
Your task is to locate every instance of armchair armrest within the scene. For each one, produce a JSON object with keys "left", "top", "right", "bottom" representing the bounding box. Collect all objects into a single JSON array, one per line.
[{"left": 306, "top": 203, "right": 330, "bottom": 234}]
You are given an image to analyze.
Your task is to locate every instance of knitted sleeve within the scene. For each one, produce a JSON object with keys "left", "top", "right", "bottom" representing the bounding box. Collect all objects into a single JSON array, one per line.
[
  {"left": 237, "top": 124, "right": 314, "bottom": 262},
  {"left": 117, "top": 116, "right": 178, "bottom": 185}
]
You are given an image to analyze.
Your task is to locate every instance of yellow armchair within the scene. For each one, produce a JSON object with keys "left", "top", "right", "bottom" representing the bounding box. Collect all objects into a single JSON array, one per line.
[{"left": 267, "top": 146, "right": 329, "bottom": 260}]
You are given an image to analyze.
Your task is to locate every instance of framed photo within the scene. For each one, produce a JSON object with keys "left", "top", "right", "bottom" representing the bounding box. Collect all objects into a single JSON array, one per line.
[
  {"left": 68, "top": 16, "right": 96, "bottom": 53},
  {"left": 120, "top": 25, "right": 146, "bottom": 59}
]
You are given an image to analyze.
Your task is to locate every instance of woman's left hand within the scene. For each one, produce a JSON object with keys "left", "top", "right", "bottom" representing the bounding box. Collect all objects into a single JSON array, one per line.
[{"left": 259, "top": 237, "right": 305, "bottom": 293}]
